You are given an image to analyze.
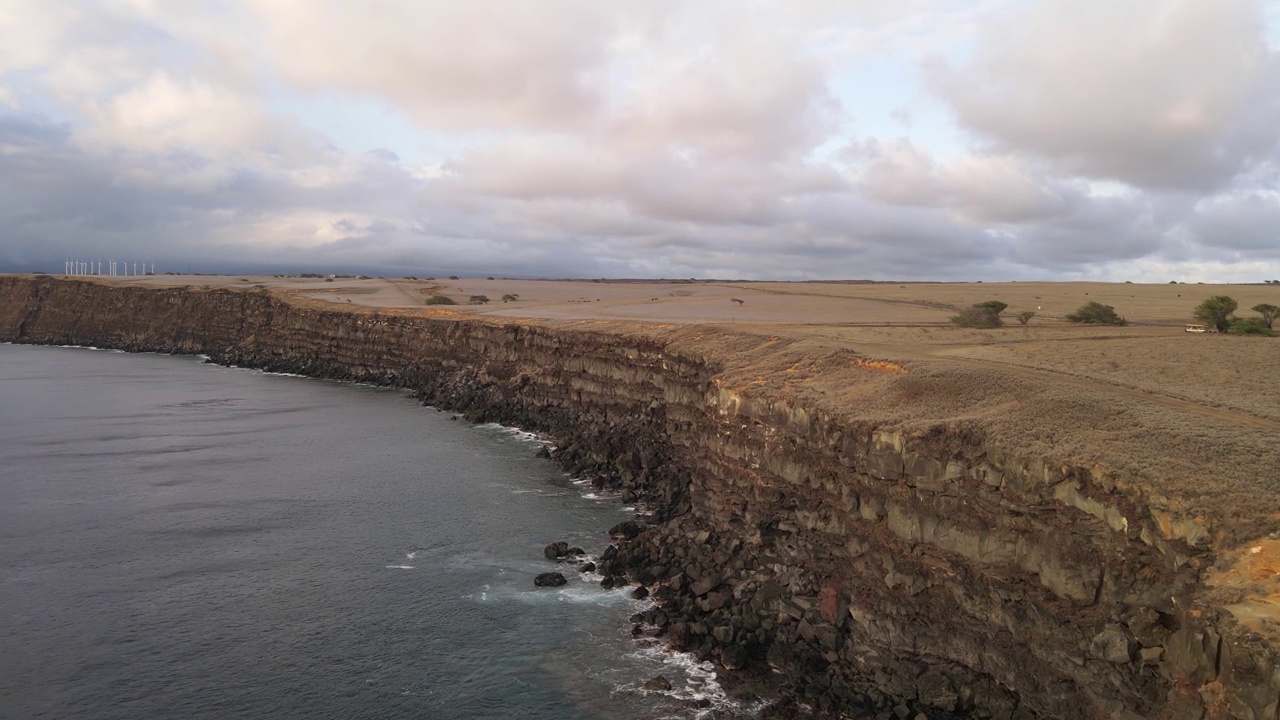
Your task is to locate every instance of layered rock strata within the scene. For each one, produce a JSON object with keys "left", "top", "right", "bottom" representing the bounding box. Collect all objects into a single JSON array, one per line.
[{"left": 2, "top": 276, "right": 1276, "bottom": 719}]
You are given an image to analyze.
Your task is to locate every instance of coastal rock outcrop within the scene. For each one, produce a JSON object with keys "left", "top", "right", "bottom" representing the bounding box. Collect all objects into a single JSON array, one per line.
[
  {"left": 534, "top": 572, "right": 567, "bottom": 588},
  {"left": 3, "top": 275, "right": 1277, "bottom": 719}
]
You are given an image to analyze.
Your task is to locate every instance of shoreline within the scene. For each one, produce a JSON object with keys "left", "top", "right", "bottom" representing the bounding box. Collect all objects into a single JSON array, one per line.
[{"left": 4, "top": 275, "right": 1279, "bottom": 719}]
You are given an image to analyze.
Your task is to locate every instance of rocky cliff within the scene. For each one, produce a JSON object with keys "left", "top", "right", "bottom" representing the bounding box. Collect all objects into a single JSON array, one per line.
[{"left": 3, "top": 275, "right": 1277, "bottom": 720}]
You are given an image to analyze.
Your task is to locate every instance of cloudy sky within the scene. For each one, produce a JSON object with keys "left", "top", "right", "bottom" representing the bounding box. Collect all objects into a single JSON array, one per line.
[{"left": 1, "top": 1, "right": 1278, "bottom": 281}]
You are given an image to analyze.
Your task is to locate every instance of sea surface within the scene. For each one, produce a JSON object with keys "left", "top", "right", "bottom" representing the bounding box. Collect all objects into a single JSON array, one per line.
[{"left": 0, "top": 344, "right": 751, "bottom": 720}]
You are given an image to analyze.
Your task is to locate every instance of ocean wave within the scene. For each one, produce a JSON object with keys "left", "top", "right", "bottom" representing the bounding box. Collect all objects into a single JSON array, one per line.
[
  {"left": 474, "top": 422, "right": 552, "bottom": 446},
  {"left": 385, "top": 564, "right": 416, "bottom": 570},
  {"left": 582, "top": 491, "right": 622, "bottom": 501},
  {"left": 626, "top": 644, "right": 756, "bottom": 720}
]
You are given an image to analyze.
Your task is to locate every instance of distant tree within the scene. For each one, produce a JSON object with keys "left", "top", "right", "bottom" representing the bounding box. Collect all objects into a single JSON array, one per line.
[
  {"left": 501, "top": 294, "right": 519, "bottom": 303},
  {"left": 424, "top": 295, "right": 456, "bottom": 305},
  {"left": 952, "top": 305, "right": 1003, "bottom": 329},
  {"left": 975, "top": 300, "right": 1008, "bottom": 315},
  {"left": 1016, "top": 310, "right": 1036, "bottom": 325},
  {"left": 448, "top": 275, "right": 459, "bottom": 280},
  {"left": 468, "top": 295, "right": 490, "bottom": 305},
  {"left": 1252, "top": 303, "right": 1279, "bottom": 329},
  {"left": 1192, "top": 295, "right": 1237, "bottom": 333},
  {"left": 1066, "top": 301, "right": 1127, "bottom": 325}
]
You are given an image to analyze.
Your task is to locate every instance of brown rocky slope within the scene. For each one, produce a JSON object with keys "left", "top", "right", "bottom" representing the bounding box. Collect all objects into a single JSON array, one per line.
[{"left": 2, "top": 275, "right": 1278, "bottom": 719}]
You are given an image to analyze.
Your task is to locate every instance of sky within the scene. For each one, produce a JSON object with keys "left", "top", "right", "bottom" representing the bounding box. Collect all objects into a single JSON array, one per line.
[{"left": 1, "top": 0, "right": 1279, "bottom": 282}]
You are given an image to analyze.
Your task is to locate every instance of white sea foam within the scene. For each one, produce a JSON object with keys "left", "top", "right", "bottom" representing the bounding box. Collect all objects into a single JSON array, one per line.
[
  {"left": 627, "top": 644, "right": 753, "bottom": 719},
  {"left": 385, "top": 564, "right": 415, "bottom": 570},
  {"left": 474, "top": 422, "right": 551, "bottom": 446},
  {"left": 582, "top": 491, "right": 622, "bottom": 501}
]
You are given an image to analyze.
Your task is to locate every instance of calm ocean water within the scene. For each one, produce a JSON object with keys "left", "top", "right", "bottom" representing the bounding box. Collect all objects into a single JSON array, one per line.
[{"left": 0, "top": 344, "right": 750, "bottom": 720}]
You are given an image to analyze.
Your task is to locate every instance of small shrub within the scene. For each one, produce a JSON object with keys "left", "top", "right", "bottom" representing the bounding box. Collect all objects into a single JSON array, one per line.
[
  {"left": 952, "top": 306, "right": 1003, "bottom": 329},
  {"left": 448, "top": 275, "right": 458, "bottom": 280},
  {"left": 468, "top": 295, "right": 490, "bottom": 305},
  {"left": 1227, "top": 318, "right": 1276, "bottom": 336},
  {"left": 501, "top": 294, "right": 519, "bottom": 303},
  {"left": 976, "top": 300, "right": 1008, "bottom": 314},
  {"left": 1016, "top": 310, "right": 1035, "bottom": 325},
  {"left": 1066, "top": 301, "right": 1126, "bottom": 325},
  {"left": 424, "top": 295, "right": 456, "bottom": 305}
]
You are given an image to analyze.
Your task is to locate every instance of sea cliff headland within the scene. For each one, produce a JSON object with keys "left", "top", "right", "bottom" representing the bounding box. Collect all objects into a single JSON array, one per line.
[{"left": 4, "top": 274, "right": 1279, "bottom": 719}]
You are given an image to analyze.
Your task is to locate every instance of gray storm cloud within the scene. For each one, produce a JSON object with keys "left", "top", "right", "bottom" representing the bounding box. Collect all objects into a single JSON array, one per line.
[{"left": 0, "top": 0, "right": 1277, "bottom": 281}]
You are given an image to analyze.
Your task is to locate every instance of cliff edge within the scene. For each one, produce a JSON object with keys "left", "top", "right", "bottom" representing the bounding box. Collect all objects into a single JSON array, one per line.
[{"left": 4, "top": 275, "right": 1278, "bottom": 719}]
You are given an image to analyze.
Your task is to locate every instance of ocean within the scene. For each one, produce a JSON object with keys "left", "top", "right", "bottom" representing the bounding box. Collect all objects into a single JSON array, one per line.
[{"left": 0, "top": 343, "right": 754, "bottom": 720}]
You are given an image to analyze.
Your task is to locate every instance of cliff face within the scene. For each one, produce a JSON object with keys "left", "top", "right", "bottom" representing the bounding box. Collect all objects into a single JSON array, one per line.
[{"left": 3, "top": 276, "right": 1276, "bottom": 720}]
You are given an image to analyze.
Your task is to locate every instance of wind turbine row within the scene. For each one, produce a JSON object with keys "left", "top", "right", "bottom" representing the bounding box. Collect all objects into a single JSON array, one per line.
[{"left": 64, "top": 260, "right": 155, "bottom": 276}]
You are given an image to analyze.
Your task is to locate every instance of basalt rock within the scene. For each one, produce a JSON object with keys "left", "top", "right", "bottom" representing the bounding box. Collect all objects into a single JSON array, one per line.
[
  {"left": 3, "top": 276, "right": 1278, "bottom": 720},
  {"left": 644, "top": 675, "right": 673, "bottom": 692},
  {"left": 534, "top": 572, "right": 567, "bottom": 588}
]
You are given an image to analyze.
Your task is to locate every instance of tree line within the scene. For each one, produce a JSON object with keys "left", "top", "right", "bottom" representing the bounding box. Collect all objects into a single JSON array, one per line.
[{"left": 953, "top": 296, "right": 1277, "bottom": 336}]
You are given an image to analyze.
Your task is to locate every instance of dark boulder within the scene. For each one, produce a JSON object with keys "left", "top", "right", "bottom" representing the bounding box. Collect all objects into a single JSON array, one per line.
[
  {"left": 579, "top": 562, "right": 596, "bottom": 573},
  {"left": 720, "top": 643, "right": 749, "bottom": 671},
  {"left": 643, "top": 675, "right": 673, "bottom": 692},
  {"left": 609, "top": 519, "right": 647, "bottom": 540},
  {"left": 631, "top": 586, "right": 650, "bottom": 600},
  {"left": 543, "top": 541, "right": 570, "bottom": 560},
  {"left": 534, "top": 572, "right": 567, "bottom": 587}
]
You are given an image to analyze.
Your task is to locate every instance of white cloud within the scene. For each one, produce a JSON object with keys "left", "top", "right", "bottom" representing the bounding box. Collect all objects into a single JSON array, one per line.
[
  {"left": 927, "top": 0, "right": 1280, "bottom": 190},
  {"left": 856, "top": 138, "right": 1081, "bottom": 224},
  {"left": 78, "top": 73, "right": 277, "bottom": 153},
  {"left": 239, "top": 0, "right": 615, "bottom": 132}
]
